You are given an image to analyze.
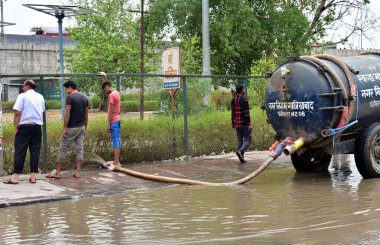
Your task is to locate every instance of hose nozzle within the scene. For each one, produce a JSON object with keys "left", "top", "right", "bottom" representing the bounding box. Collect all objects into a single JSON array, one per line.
[{"left": 283, "top": 138, "right": 305, "bottom": 156}]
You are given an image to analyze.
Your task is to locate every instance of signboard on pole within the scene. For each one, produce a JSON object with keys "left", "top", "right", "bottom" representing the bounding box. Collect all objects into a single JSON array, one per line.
[{"left": 162, "top": 47, "right": 181, "bottom": 89}]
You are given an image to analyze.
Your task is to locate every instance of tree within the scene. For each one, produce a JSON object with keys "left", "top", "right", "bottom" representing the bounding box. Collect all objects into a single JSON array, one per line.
[
  {"left": 293, "top": 0, "right": 376, "bottom": 46},
  {"left": 65, "top": 0, "right": 160, "bottom": 96},
  {"left": 146, "top": 0, "right": 311, "bottom": 76},
  {"left": 66, "top": 0, "right": 140, "bottom": 76},
  {"left": 65, "top": 0, "right": 163, "bottom": 110},
  {"left": 146, "top": 0, "right": 377, "bottom": 76}
]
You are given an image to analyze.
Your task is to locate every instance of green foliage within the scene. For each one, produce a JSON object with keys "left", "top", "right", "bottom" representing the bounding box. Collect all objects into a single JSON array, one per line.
[
  {"left": 179, "top": 35, "right": 203, "bottom": 74},
  {"left": 147, "top": 0, "right": 311, "bottom": 76},
  {"left": 120, "top": 100, "right": 160, "bottom": 112},
  {"left": 122, "top": 92, "right": 161, "bottom": 101},
  {"left": 210, "top": 90, "right": 232, "bottom": 111},
  {"left": 65, "top": 0, "right": 161, "bottom": 105},
  {"left": 1, "top": 101, "right": 15, "bottom": 112},
  {"left": 45, "top": 100, "right": 61, "bottom": 110},
  {"left": 1, "top": 100, "right": 62, "bottom": 112},
  {"left": 89, "top": 95, "right": 101, "bottom": 109},
  {"left": 249, "top": 56, "right": 277, "bottom": 106},
  {"left": 65, "top": 0, "right": 140, "bottom": 75},
  {"left": 263, "top": 4, "right": 311, "bottom": 58},
  {"left": 1, "top": 107, "right": 274, "bottom": 171},
  {"left": 158, "top": 78, "right": 213, "bottom": 115}
]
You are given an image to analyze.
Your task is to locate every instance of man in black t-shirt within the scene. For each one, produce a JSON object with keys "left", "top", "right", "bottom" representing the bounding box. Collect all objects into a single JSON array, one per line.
[{"left": 46, "top": 80, "right": 89, "bottom": 179}]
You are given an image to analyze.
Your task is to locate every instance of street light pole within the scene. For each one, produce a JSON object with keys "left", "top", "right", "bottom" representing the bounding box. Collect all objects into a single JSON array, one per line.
[
  {"left": 140, "top": 0, "right": 145, "bottom": 120},
  {"left": 0, "top": 0, "right": 5, "bottom": 37},
  {"left": 57, "top": 13, "right": 65, "bottom": 119},
  {"left": 202, "top": 0, "right": 211, "bottom": 106},
  {"left": 202, "top": 0, "right": 211, "bottom": 76},
  {"left": 23, "top": 4, "right": 95, "bottom": 119}
]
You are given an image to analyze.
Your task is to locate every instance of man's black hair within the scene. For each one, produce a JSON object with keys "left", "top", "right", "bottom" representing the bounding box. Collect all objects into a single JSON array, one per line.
[
  {"left": 236, "top": 84, "right": 244, "bottom": 93},
  {"left": 102, "top": 81, "right": 113, "bottom": 89},
  {"left": 63, "top": 80, "right": 77, "bottom": 90}
]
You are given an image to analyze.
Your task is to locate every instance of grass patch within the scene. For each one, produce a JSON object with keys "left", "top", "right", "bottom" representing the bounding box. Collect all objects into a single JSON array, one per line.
[{"left": 1, "top": 107, "right": 275, "bottom": 173}]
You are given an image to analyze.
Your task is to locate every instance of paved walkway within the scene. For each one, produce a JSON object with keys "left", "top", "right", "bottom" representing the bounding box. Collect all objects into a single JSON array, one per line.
[{"left": 0, "top": 151, "right": 290, "bottom": 208}]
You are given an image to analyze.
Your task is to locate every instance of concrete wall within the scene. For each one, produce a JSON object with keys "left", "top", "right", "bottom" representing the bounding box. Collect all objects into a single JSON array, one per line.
[
  {"left": 0, "top": 43, "right": 61, "bottom": 75},
  {"left": 0, "top": 34, "right": 74, "bottom": 76},
  {"left": 0, "top": 35, "right": 74, "bottom": 101}
]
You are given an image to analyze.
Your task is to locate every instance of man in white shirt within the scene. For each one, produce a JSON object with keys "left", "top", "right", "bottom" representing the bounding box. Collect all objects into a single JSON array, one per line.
[{"left": 3, "top": 80, "right": 45, "bottom": 184}]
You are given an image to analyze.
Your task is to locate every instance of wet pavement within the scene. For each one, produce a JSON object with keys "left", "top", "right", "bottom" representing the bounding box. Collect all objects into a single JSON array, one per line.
[
  {"left": 0, "top": 151, "right": 284, "bottom": 208},
  {"left": 3, "top": 152, "right": 380, "bottom": 244}
]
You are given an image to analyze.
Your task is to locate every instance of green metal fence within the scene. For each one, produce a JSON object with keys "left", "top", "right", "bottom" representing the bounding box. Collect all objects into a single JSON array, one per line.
[{"left": 0, "top": 73, "right": 273, "bottom": 174}]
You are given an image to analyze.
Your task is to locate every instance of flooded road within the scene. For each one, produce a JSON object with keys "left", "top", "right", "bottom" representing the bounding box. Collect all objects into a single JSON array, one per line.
[{"left": 1, "top": 154, "right": 380, "bottom": 244}]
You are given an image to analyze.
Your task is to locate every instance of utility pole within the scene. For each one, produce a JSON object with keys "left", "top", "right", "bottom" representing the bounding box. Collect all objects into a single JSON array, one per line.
[
  {"left": 202, "top": 0, "right": 211, "bottom": 75},
  {"left": 0, "top": 0, "right": 5, "bottom": 37},
  {"left": 129, "top": 1, "right": 152, "bottom": 120},
  {"left": 202, "top": 0, "right": 211, "bottom": 106},
  {"left": 23, "top": 4, "right": 95, "bottom": 119},
  {"left": 140, "top": 0, "right": 145, "bottom": 120}
]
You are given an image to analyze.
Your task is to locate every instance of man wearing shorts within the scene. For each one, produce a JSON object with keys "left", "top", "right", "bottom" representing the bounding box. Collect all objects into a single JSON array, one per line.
[
  {"left": 46, "top": 80, "right": 89, "bottom": 178},
  {"left": 98, "top": 72, "right": 121, "bottom": 166}
]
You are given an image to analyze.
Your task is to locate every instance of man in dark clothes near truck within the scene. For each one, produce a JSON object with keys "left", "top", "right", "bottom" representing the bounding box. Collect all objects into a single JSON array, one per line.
[{"left": 231, "top": 84, "right": 252, "bottom": 163}]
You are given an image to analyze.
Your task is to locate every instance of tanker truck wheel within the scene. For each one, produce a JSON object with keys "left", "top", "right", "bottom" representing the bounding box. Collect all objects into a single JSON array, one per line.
[
  {"left": 291, "top": 149, "right": 332, "bottom": 172},
  {"left": 354, "top": 123, "right": 380, "bottom": 178}
]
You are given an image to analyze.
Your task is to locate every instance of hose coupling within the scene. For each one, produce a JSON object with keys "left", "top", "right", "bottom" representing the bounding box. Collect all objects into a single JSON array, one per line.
[
  {"left": 283, "top": 138, "right": 305, "bottom": 156},
  {"left": 271, "top": 143, "right": 286, "bottom": 159},
  {"left": 269, "top": 140, "right": 280, "bottom": 152}
]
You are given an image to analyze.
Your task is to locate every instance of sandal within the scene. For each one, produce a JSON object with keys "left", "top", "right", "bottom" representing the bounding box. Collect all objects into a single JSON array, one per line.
[
  {"left": 3, "top": 179, "right": 18, "bottom": 184},
  {"left": 29, "top": 178, "right": 36, "bottom": 184},
  {"left": 45, "top": 173, "right": 61, "bottom": 179}
]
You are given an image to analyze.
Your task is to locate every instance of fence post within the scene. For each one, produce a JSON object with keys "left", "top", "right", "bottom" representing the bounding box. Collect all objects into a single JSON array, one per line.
[
  {"left": 116, "top": 75, "right": 121, "bottom": 92},
  {"left": 183, "top": 76, "right": 189, "bottom": 159},
  {"left": 40, "top": 76, "right": 48, "bottom": 172},
  {"left": 244, "top": 79, "right": 249, "bottom": 96}
]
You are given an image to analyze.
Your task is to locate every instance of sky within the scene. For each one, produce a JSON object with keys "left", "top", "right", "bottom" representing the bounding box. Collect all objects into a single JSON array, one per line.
[{"left": 2, "top": 0, "right": 380, "bottom": 49}]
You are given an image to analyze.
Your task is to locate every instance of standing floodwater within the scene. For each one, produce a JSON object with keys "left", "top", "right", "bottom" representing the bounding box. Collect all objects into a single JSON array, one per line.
[{"left": 0, "top": 154, "right": 380, "bottom": 244}]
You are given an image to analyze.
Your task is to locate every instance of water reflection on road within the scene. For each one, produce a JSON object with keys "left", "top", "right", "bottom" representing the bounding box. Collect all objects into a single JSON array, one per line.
[{"left": 1, "top": 154, "right": 380, "bottom": 244}]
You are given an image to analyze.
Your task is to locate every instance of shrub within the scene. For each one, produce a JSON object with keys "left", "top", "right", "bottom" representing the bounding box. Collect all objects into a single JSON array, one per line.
[
  {"left": 1, "top": 107, "right": 275, "bottom": 172},
  {"left": 120, "top": 100, "right": 160, "bottom": 112},
  {"left": 211, "top": 90, "right": 232, "bottom": 110},
  {"left": 45, "top": 100, "right": 61, "bottom": 110},
  {"left": 89, "top": 96, "right": 101, "bottom": 109},
  {"left": 1, "top": 100, "right": 61, "bottom": 111},
  {"left": 1, "top": 101, "right": 15, "bottom": 112},
  {"left": 122, "top": 92, "right": 160, "bottom": 101}
]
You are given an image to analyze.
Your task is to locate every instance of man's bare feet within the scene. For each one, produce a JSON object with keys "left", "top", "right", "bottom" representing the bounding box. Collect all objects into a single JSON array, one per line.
[
  {"left": 73, "top": 171, "right": 81, "bottom": 178},
  {"left": 46, "top": 171, "right": 61, "bottom": 179}
]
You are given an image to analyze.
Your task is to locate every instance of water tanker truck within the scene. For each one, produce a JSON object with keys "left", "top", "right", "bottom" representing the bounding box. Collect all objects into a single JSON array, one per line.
[{"left": 264, "top": 52, "right": 380, "bottom": 178}]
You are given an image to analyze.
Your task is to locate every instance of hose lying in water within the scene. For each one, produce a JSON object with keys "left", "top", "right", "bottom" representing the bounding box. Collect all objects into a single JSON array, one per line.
[{"left": 100, "top": 138, "right": 296, "bottom": 186}]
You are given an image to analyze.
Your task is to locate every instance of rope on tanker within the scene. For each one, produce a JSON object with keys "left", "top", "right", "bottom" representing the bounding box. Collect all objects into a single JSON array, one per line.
[{"left": 99, "top": 138, "right": 294, "bottom": 186}]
